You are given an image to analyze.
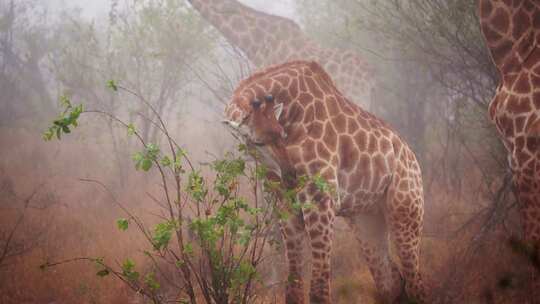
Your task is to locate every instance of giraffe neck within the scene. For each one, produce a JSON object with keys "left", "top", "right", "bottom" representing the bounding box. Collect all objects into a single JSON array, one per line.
[
  {"left": 479, "top": 0, "right": 539, "bottom": 75},
  {"left": 188, "top": 0, "right": 310, "bottom": 66}
]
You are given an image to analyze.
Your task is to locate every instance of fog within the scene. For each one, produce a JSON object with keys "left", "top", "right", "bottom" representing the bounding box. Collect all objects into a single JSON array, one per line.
[{"left": 0, "top": 0, "right": 534, "bottom": 303}]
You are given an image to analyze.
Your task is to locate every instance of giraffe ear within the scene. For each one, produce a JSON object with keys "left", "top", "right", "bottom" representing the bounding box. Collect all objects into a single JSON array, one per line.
[{"left": 273, "top": 103, "right": 283, "bottom": 121}]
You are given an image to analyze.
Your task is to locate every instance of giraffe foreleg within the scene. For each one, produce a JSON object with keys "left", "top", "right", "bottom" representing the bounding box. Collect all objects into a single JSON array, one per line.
[
  {"left": 279, "top": 212, "right": 306, "bottom": 304},
  {"left": 302, "top": 191, "right": 336, "bottom": 304}
]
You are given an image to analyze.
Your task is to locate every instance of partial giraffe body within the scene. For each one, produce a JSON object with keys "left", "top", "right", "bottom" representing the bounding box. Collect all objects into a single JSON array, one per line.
[
  {"left": 479, "top": 1, "right": 540, "bottom": 301},
  {"left": 223, "top": 60, "right": 427, "bottom": 304},
  {"left": 187, "top": 0, "right": 375, "bottom": 108}
]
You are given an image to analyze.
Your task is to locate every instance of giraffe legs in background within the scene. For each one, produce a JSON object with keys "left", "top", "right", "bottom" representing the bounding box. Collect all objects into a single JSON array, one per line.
[
  {"left": 345, "top": 215, "right": 403, "bottom": 304},
  {"left": 518, "top": 192, "right": 540, "bottom": 304}
]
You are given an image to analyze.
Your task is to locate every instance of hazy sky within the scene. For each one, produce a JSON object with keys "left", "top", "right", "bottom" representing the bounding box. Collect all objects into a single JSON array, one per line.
[{"left": 47, "top": 0, "right": 297, "bottom": 21}]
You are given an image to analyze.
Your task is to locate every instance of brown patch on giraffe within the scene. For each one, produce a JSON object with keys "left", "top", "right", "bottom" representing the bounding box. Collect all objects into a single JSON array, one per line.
[
  {"left": 314, "top": 101, "right": 328, "bottom": 121},
  {"left": 494, "top": 39, "right": 514, "bottom": 66},
  {"left": 516, "top": 135, "right": 526, "bottom": 151},
  {"left": 503, "top": 73, "right": 520, "bottom": 88},
  {"left": 526, "top": 136, "right": 539, "bottom": 151},
  {"left": 498, "top": 114, "right": 514, "bottom": 137},
  {"left": 302, "top": 139, "right": 317, "bottom": 162},
  {"left": 347, "top": 117, "right": 360, "bottom": 134},
  {"left": 298, "top": 92, "right": 313, "bottom": 107},
  {"left": 305, "top": 76, "right": 324, "bottom": 99},
  {"left": 326, "top": 96, "right": 340, "bottom": 117},
  {"left": 354, "top": 131, "right": 368, "bottom": 151},
  {"left": 530, "top": 73, "right": 540, "bottom": 88},
  {"left": 341, "top": 102, "right": 355, "bottom": 116},
  {"left": 308, "top": 121, "right": 324, "bottom": 139},
  {"left": 367, "top": 133, "right": 378, "bottom": 154},
  {"left": 299, "top": 75, "right": 308, "bottom": 92},
  {"left": 288, "top": 125, "right": 306, "bottom": 145},
  {"left": 306, "top": 211, "right": 319, "bottom": 226},
  {"left": 491, "top": 7, "right": 510, "bottom": 33},
  {"left": 332, "top": 113, "right": 347, "bottom": 133},
  {"left": 323, "top": 123, "right": 338, "bottom": 151},
  {"left": 304, "top": 104, "right": 315, "bottom": 124},
  {"left": 338, "top": 135, "right": 358, "bottom": 173},
  {"left": 482, "top": 21, "right": 503, "bottom": 43},
  {"left": 507, "top": 95, "right": 532, "bottom": 114},
  {"left": 480, "top": 0, "right": 493, "bottom": 17},
  {"left": 512, "top": 8, "right": 531, "bottom": 40},
  {"left": 359, "top": 158, "right": 373, "bottom": 189},
  {"left": 308, "top": 160, "right": 326, "bottom": 175},
  {"left": 513, "top": 73, "right": 531, "bottom": 93},
  {"left": 289, "top": 78, "right": 299, "bottom": 99},
  {"left": 275, "top": 75, "right": 291, "bottom": 88},
  {"left": 316, "top": 142, "right": 332, "bottom": 160},
  {"left": 287, "top": 102, "right": 304, "bottom": 122},
  {"left": 373, "top": 154, "right": 388, "bottom": 175}
]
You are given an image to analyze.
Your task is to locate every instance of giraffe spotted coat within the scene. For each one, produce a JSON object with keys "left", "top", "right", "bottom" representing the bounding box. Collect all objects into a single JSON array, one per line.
[
  {"left": 188, "top": 0, "right": 375, "bottom": 108},
  {"left": 479, "top": 0, "right": 540, "bottom": 301},
  {"left": 223, "top": 60, "right": 427, "bottom": 304}
]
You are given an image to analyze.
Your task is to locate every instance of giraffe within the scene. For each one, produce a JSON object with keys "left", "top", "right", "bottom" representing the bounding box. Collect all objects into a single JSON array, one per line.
[
  {"left": 187, "top": 0, "right": 375, "bottom": 108},
  {"left": 478, "top": 0, "right": 540, "bottom": 298},
  {"left": 222, "top": 60, "right": 427, "bottom": 303}
]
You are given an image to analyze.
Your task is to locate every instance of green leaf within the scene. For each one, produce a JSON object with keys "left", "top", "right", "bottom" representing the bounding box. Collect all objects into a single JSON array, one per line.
[
  {"left": 141, "top": 159, "right": 153, "bottom": 171},
  {"left": 183, "top": 243, "right": 193, "bottom": 256},
  {"left": 121, "top": 259, "right": 139, "bottom": 281},
  {"left": 59, "top": 95, "right": 72, "bottom": 108},
  {"left": 96, "top": 269, "right": 110, "bottom": 277},
  {"left": 152, "top": 221, "right": 176, "bottom": 250},
  {"left": 127, "top": 123, "right": 136, "bottom": 136},
  {"left": 107, "top": 80, "right": 118, "bottom": 91},
  {"left": 160, "top": 155, "right": 171, "bottom": 167},
  {"left": 117, "top": 218, "right": 129, "bottom": 231},
  {"left": 144, "top": 272, "right": 160, "bottom": 291},
  {"left": 313, "top": 174, "right": 330, "bottom": 193}
]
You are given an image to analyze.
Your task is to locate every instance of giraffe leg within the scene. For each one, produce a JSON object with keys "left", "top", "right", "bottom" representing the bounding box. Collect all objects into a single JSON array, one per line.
[
  {"left": 386, "top": 182, "right": 428, "bottom": 303},
  {"left": 518, "top": 192, "right": 540, "bottom": 304},
  {"left": 302, "top": 194, "right": 336, "bottom": 304},
  {"left": 280, "top": 212, "right": 306, "bottom": 304},
  {"left": 344, "top": 214, "right": 403, "bottom": 303}
]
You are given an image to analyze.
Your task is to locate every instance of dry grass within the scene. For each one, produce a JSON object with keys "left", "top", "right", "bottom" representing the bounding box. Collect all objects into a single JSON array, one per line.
[{"left": 0, "top": 127, "right": 535, "bottom": 303}]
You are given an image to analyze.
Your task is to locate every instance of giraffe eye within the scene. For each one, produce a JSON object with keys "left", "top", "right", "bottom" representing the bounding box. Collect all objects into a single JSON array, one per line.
[
  {"left": 251, "top": 99, "right": 262, "bottom": 109},
  {"left": 264, "top": 95, "right": 274, "bottom": 103}
]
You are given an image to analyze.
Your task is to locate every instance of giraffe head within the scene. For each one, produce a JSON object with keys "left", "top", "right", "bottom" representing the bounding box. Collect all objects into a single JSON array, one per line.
[{"left": 223, "top": 90, "right": 285, "bottom": 146}]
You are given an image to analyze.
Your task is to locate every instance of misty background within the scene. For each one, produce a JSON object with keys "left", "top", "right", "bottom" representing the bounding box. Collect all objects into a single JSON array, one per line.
[{"left": 0, "top": 0, "right": 531, "bottom": 303}]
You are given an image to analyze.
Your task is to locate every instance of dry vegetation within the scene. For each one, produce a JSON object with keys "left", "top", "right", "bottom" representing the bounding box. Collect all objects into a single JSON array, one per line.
[{"left": 0, "top": 0, "right": 537, "bottom": 303}]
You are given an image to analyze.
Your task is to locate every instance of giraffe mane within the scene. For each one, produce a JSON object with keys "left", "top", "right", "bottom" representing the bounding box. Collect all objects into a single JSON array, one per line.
[{"left": 233, "top": 60, "right": 341, "bottom": 98}]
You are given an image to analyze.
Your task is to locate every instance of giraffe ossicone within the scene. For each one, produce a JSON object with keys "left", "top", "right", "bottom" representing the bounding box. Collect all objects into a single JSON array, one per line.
[{"left": 223, "top": 60, "right": 428, "bottom": 304}]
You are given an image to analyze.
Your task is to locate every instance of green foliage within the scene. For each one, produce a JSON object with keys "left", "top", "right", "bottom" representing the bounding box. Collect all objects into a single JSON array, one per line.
[
  {"left": 117, "top": 218, "right": 129, "bottom": 231},
  {"left": 152, "top": 221, "right": 177, "bottom": 250},
  {"left": 186, "top": 171, "right": 207, "bottom": 202},
  {"left": 132, "top": 143, "right": 160, "bottom": 171},
  {"left": 96, "top": 269, "right": 110, "bottom": 277},
  {"left": 43, "top": 95, "right": 83, "bottom": 141},
  {"left": 212, "top": 156, "right": 245, "bottom": 197},
  {"left": 107, "top": 80, "right": 118, "bottom": 92},
  {"left": 127, "top": 123, "right": 136, "bottom": 136},
  {"left": 313, "top": 173, "right": 330, "bottom": 193},
  {"left": 121, "top": 259, "right": 140, "bottom": 281},
  {"left": 144, "top": 272, "right": 160, "bottom": 291}
]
